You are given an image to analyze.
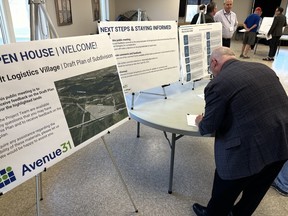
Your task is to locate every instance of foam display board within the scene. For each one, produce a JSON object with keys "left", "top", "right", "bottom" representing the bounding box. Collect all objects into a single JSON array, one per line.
[
  {"left": 98, "top": 21, "right": 181, "bottom": 94},
  {"left": 178, "top": 22, "right": 222, "bottom": 83},
  {"left": 0, "top": 34, "right": 128, "bottom": 194}
]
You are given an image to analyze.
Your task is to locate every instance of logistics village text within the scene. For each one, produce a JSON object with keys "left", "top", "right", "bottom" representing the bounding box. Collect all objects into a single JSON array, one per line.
[{"left": 0, "top": 42, "right": 116, "bottom": 83}]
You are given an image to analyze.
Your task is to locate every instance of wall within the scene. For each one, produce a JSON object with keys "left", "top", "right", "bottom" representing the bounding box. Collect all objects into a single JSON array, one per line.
[
  {"left": 43, "top": 0, "right": 287, "bottom": 38},
  {"left": 281, "top": 0, "right": 288, "bottom": 13},
  {"left": 214, "top": 0, "right": 287, "bottom": 23},
  {"left": 213, "top": 0, "right": 252, "bottom": 24},
  {"left": 45, "top": 0, "right": 98, "bottom": 37},
  {"left": 110, "top": 0, "right": 180, "bottom": 21},
  {"left": 109, "top": 0, "right": 116, "bottom": 21},
  {"left": 110, "top": 0, "right": 252, "bottom": 24}
]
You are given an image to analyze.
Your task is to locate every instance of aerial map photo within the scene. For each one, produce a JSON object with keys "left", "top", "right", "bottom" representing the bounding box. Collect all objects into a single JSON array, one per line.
[{"left": 54, "top": 65, "right": 128, "bottom": 146}]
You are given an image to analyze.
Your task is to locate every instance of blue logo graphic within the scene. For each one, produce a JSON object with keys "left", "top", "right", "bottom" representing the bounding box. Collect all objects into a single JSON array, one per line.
[{"left": 0, "top": 167, "right": 16, "bottom": 189}]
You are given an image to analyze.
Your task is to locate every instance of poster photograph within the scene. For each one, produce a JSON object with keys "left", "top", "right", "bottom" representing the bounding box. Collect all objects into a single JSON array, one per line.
[
  {"left": 55, "top": 0, "right": 73, "bottom": 26},
  {"left": 54, "top": 65, "right": 127, "bottom": 146}
]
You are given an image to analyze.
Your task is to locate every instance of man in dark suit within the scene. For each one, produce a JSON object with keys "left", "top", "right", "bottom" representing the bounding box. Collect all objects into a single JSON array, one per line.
[
  {"left": 263, "top": 7, "right": 287, "bottom": 61},
  {"left": 205, "top": 1, "right": 217, "bottom": 23},
  {"left": 191, "top": 2, "right": 217, "bottom": 25},
  {"left": 193, "top": 47, "right": 288, "bottom": 216}
]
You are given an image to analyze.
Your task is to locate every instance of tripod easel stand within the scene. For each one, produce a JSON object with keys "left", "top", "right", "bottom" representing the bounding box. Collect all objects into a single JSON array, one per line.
[
  {"left": 28, "top": 1, "right": 138, "bottom": 215},
  {"left": 28, "top": 0, "right": 58, "bottom": 215},
  {"left": 29, "top": 0, "right": 58, "bottom": 41}
]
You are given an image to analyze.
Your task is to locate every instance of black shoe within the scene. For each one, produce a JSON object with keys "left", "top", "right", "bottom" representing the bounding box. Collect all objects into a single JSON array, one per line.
[
  {"left": 192, "top": 203, "right": 208, "bottom": 216},
  {"left": 262, "top": 57, "right": 274, "bottom": 61},
  {"left": 271, "top": 182, "right": 288, "bottom": 196}
]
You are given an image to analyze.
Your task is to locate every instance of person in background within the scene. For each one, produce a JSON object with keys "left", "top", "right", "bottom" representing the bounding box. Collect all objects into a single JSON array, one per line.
[
  {"left": 214, "top": 0, "right": 238, "bottom": 47},
  {"left": 191, "top": 4, "right": 206, "bottom": 24},
  {"left": 251, "top": 15, "right": 263, "bottom": 50},
  {"left": 193, "top": 46, "right": 288, "bottom": 216},
  {"left": 205, "top": 1, "right": 217, "bottom": 23},
  {"left": 263, "top": 6, "right": 287, "bottom": 61},
  {"left": 271, "top": 161, "right": 288, "bottom": 196},
  {"left": 240, "top": 7, "right": 262, "bottom": 58}
]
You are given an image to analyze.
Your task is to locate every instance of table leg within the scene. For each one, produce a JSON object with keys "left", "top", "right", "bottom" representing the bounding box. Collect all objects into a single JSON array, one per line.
[
  {"left": 168, "top": 133, "right": 176, "bottom": 194},
  {"left": 277, "top": 40, "right": 281, "bottom": 56},
  {"left": 137, "top": 122, "right": 140, "bottom": 138}
]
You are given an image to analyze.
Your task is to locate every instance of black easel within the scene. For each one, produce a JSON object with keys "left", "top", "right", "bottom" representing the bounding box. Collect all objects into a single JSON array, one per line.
[{"left": 130, "top": 84, "right": 170, "bottom": 110}]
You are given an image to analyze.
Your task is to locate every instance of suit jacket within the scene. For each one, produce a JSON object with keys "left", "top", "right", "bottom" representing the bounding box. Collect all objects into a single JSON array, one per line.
[
  {"left": 191, "top": 13, "right": 214, "bottom": 24},
  {"left": 191, "top": 13, "right": 205, "bottom": 24},
  {"left": 199, "top": 59, "right": 288, "bottom": 180},
  {"left": 268, "top": 14, "right": 287, "bottom": 36},
  {"left": 205, "top": 13, "right": 215, "bottom": 23}
]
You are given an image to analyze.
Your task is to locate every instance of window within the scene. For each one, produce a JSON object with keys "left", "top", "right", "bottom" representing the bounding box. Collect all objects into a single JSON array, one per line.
[
  {"left": 0, "top": 0, "right": 50, "bottom": 45},
  {"left": 100, "top": 0, "right": 109, "bottom": 21},
  {"left": 9, "top": 0, "right": 30, "bottom": 42},
  {"left": 185, "top": 0, "right": 211, "bottom": 23},
  {"left": 0, "top": 5, "right": 5, "bottom": 45},
  {"left": 0, "top": 0, "right": 15, "bottom": 44}
]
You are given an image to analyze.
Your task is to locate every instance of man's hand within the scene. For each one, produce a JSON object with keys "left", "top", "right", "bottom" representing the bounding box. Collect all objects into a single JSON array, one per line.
[{"left": 195, "top": 114, "right": 203, "bottom": 126}]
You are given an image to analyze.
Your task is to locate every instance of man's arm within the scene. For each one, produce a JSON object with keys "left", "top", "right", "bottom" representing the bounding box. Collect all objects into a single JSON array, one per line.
[
  {"left": 197, "top": 87, "right": 227, "bottom": 135},
  {"left": 191, "top": 14, "right": 199, "bottom": 24}
]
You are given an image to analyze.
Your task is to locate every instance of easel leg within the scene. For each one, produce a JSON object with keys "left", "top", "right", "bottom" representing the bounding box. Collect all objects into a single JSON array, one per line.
[
  {"left": 35, "top": 174, "right": 41, "bottom": 216},
  {"left": 30, "top": 0, "right": 59, "bottom": 40},
  {"left": 39, "top": 4, "right": 59, "bottom": 38},
  {"left": 254, "top": 38, "right": 259, "bottom": 54},
  {"left": 39, "top": 172, "right": 43, "bottom": 201},
  {"left": 101, "top": 136, "right": 138, "bottom": 213},
  {"left": 29, "top": 1, "right": 36, "bottom": 40}
]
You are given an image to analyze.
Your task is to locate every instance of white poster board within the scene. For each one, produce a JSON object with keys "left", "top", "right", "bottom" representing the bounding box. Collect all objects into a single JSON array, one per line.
[
  {"left": 178, "top": 22, "right": 222, "bottom": 83},
  {"left": 0, "top": 34, "right": 128, "bottom": 194},
  {"left": 258, "top": 17, "right": 274, "bottom": 34},
  {"left": 98, "top": 21, "right": 180, "bottom": 94}
]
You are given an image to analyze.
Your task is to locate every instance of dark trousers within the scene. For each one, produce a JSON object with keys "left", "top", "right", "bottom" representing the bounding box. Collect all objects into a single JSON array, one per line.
[
  {"left": 207, "top": 160, "right": 286, "bottom": 216},
  {"left": 222, "top": 38, "right": 231, "bottom": 48},
  {"left": 268, "top": 36, "right": 281, "bottom": 58}
]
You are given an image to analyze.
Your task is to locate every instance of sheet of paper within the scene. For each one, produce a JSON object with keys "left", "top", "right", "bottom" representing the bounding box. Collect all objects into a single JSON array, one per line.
[
  {"left": 187, "top": 114, "right": 198, "bottom": 127},
  {"left": 198, "top": 94, "right": 204, "bottom": 99},
  {"left": 266, "top": 34, "right": 272, "bottom": 40}
]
